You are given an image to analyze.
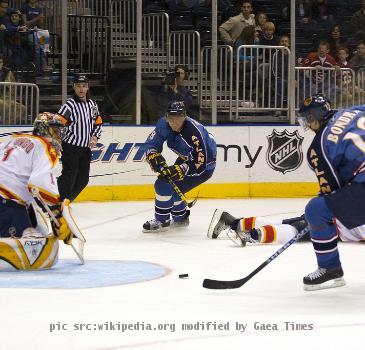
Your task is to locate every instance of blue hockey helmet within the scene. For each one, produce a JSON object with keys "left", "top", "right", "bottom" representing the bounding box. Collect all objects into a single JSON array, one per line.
[
  {"left": 297, "top": 94, "right": 333, "bottom": 130},
  {"left": 167, "top": 101, "right": 186, "bottom": 116}
]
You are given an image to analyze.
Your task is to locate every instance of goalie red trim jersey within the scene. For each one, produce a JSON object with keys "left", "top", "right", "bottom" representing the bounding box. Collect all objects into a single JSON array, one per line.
[{"left": 0, "top": 134, "right": 60, "bottom": 206}]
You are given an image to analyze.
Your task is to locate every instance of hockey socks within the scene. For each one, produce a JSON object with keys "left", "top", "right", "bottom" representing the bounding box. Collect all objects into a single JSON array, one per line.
[{"left": 232, "top": 217, "right": 256, "bottom": 232}]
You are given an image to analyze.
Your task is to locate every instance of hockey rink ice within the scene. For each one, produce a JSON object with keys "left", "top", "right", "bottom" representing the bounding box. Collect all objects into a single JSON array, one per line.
[{"left": 2, "top": 198, "right": 365, "bottom": 350}]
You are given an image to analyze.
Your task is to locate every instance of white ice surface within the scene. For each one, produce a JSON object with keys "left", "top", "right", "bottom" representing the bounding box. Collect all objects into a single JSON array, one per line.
[{"left": 2, "top": 198, "right": 365, "bottom": 350}]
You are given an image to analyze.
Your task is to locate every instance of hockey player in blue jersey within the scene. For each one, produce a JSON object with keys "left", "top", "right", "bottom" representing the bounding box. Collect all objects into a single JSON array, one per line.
[
  {"left": 297, "top": 94, "right": 365, "bottom": 291},
  {"left": 143, "top": 101, "right": 217, "bottom": 233}
]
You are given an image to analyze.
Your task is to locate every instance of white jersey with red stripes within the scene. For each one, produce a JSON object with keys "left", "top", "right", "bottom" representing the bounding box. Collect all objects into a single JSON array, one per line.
[{"left": 0, "top": 134, "right": 59, "bottom": 206}]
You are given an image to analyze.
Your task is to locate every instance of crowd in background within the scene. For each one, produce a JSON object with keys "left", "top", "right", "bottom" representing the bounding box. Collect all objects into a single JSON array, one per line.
[
  {"left": 0, "top": 0, "right": 49, "bottom": 82},
  {"left": 1, "top": 0, "right": 365, "bottom": 124}
]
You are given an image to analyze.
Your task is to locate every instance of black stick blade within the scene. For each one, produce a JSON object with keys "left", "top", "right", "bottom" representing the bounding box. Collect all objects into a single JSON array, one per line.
[
  {"left": 202, "top": 278, "right": 246, "bottom": 289},
  {"left": 187, "top": 192, "right": 199, "bottom": 208},
  {"left": 187, "top": 197, "right": 198, "bottom": 208}
]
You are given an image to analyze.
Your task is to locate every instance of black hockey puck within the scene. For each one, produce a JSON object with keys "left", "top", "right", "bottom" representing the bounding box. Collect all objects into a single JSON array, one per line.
[{"left": 179, "top": 273, "right": 189, "bottom": 278}]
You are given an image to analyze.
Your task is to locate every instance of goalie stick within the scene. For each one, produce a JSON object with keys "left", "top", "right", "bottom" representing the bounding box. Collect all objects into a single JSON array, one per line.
[
  {"left": 202, "top": 226, "right": 310, "bottom": 289},
  {"left": 30, "top": 187, "right": 86, "bottom": 264}
]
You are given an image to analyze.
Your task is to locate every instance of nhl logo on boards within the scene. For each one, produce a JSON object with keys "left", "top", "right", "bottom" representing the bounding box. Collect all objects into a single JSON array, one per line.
[{"left": 266, "top": 129, "right": 304, "bottom": 174}]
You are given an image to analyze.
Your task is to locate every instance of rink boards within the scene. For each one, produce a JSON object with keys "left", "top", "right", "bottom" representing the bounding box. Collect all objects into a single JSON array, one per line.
[{"left": 0, "top": 125, "right": 318, "bottom": 200}]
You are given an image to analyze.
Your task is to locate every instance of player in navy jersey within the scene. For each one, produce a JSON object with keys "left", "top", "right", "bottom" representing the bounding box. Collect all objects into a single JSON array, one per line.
[
  {"left": 143, "top": 101, "right": 216, "bottom": 233},
  {"left": 297, "top": 94, "right": 365, "bottom": 291}
]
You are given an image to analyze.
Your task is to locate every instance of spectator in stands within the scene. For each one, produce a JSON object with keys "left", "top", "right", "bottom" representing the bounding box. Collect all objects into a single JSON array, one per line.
[
  {"left": 21, "top": 0, "right": 48, "bottom": 74},
  {"left": 6, "top": 10, "right": 26, "bottom": 32},
  {"left": 238, "top": 25, "right": 258, "bottom": 45},
  {"left": 0, "top": 53, "right": 15, "bottom": 82},
  {"left": 349, "top": 41, "right": 365, "bottom": 71},
  {"left": 21, "top": 0, "right": 44, "bottom": 29},
  {"left": 0, "top": 1, "right": 12, "bottom": 16},
  {"left": 272, "top": 34, "right": 291, "bottom": 115},
  {"left": 5, "top": 10, "right": 29, "bottom": 69},
  {"left": 301, "top": 40, "right": 338, "bottom": 100},
  {"left": 311, "top": 0, "right": 335, "bottom": 33},
  {"left": 337, "top": 46, "right": 350, "bottom": 70},
  {"left": 216, "top": 0, "right": 235, "bottom": 21},
  {"left": 336, "top": 46, "right": 364, "bottom": 107},
  {"left": 0, "top": 3, "right": 8, "bottom": 54},
  {"left": 236, "top": 25, "right": 259, "bottom": 61},
  {"left": 0, "top": 1, "right": 8, "bottom": 21},
  {"left": 255, "top": 12, "right": 268, "bottom": 34},
  {"left": 350, "top": 0, "right": 365, "bottom": 37},
  {"left": 162, "top": 64, "right": 193, "bottom": 115},
  {"left": 302, "top": 40, "right": 337, "bottom": 69},
  {"left": 327, "top": 25, "right": 347, "bottom": 61},
  {"left": 258, "top": 21, "right": 278, "bottom": 46},
  {"left": 257, "top": 22, "right": 279, "bottom": 86},
  {"left": 219, "top": 1, "right": 255, "bottom": 46},
  {"left": 296, "top": 0, "right": 320, "bottom": 37}
]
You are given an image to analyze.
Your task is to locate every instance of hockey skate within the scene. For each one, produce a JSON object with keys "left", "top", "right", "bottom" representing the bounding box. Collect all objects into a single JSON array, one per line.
[
  {"left": 207, "top": 209, "right": 236, "bottom": 239},
  {"left": 226, "top": 228, "right": 259, "bottom": 247},
  {"left": 282, "top": 215, "right": 309, "bottom": 241},
  {"left": 172, "top": 210, "right": 190, "bottom": 229},
  {"left": 303, "top": 266, "right": 346, "bottom": 291},
  {"left": 142, "top": 219, "right": 170, "bottom": 233}
]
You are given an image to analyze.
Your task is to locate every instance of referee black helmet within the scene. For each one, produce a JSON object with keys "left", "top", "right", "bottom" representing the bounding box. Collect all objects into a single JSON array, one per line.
[{"left": 73, "top": 74, "right": 88, "bottom": 85}]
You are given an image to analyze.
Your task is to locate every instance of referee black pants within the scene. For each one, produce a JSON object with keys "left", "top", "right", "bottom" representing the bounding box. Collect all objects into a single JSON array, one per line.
[{"left": 58, "top": 142, "right": 91, "bottom": 202}]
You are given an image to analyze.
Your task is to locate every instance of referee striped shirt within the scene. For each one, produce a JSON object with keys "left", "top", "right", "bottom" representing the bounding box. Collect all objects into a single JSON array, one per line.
[{"left": 57, "top": 96, "right": 103, "bottom": 147}]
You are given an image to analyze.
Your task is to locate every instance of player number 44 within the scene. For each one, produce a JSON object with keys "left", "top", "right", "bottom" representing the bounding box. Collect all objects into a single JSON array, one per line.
[{"left": 343, "top": 117, "right": 365, "bottom": 153}]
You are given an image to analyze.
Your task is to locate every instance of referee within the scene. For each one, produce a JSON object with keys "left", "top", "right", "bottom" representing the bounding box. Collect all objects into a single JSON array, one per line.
[{"left": 57, "top": 74, "right": 102, "bottom": 202}]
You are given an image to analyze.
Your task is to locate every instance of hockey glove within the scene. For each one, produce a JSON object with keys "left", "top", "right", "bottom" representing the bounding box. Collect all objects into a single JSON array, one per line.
[
  {"left": 160, "top": 164, "right": 186, "bottom": 182},
  {"left": 146, "top": 152, "right": 167, "bottom": 173},
  {"left": 50, "top": 204, "right": 72, "bottom": 243}
]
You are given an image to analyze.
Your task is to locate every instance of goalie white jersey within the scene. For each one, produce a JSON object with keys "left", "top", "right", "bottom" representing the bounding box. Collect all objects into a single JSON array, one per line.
[{"left": 0, "top": 134, "right": 60, "bottom": 206}]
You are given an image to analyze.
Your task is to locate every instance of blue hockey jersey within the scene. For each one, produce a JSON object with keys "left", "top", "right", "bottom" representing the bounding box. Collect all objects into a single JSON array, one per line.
[
  {"left": 307, "top": 105, "right": 365, "bottom": 194},
  {"left": 144, "top": 116, "right": 217, "bottom": 176}
]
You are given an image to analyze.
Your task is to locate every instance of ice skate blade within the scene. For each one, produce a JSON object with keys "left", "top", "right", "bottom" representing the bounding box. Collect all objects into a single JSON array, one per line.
[
  {"left": 303, "top": 277, "right": 346, "bottom": 291},
  {"left": 207, "top": 209, "right": 222, "bottom": 239},
  {"left": 226, "top": 230, "right": 246, "bottom": 247},
  {"left": 172, "top": 224, "right": 189, "bottom": 230},
  {"left": 142, "top": 226, "right": 170, "bottom": 234}
]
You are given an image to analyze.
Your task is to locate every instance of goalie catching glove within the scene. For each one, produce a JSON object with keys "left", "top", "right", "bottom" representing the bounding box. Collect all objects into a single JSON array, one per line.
[
  {"left": 160, "top": 164, "right": 187, "bottom": 182},
  {"left": 146, "top": 151, "right": 167, "bottom": 173},
  {"left": 50, "top": 204, "right": 73, "bottom": 245}
]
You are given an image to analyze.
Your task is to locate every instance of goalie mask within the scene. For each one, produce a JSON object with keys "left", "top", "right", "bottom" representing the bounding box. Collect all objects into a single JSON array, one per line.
[{"left": 33, "top": 112, "right": 63, "bottom": 155}]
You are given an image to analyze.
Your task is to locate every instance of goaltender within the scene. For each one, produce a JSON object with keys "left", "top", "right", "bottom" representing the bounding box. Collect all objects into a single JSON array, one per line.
[{"left": 0, "top": 112, "right": 73, "bottom": 270}]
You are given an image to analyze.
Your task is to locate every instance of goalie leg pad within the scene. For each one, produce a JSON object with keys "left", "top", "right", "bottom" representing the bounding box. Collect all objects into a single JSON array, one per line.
[
  {"left": 0, "top": 233, "right": 59, "bottom": 271},
  {"left": 62, "top": 200, "right": 86, "bottom": 243}
]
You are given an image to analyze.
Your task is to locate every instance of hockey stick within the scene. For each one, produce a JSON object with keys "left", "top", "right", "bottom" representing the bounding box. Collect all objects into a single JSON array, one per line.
[
  {"left": 30, "top": 187, "right": 85, "bottom": 264},
  {"left": 202, "top": 226, "right": 310, "bottom": 289},
  {"left": 89, "top": 168, "right": 142, "bottom": 178},
  {"left": 168, "top": 178, "right": 198, "bottom": 208}
]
